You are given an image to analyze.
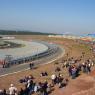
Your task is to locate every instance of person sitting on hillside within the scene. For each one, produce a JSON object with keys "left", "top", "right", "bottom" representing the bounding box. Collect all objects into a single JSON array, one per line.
[
  {"left": 55, "top": 67, "right": 61, "bottom": 72},
  {"left": 19, "top": 75, "right": 34, "bottom": 83},
  {"left": 40, "top": 71, "right": 48, "bottom": 77}
]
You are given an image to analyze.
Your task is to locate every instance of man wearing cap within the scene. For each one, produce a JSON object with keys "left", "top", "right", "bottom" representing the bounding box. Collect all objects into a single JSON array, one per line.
[{"left": 9, "top": 84, "right": 17, "bottom": 95}]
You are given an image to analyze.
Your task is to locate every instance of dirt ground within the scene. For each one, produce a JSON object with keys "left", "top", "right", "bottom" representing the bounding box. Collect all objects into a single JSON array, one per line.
[{"left": 0, "top": 35, "right": 95, "bottom": 95}]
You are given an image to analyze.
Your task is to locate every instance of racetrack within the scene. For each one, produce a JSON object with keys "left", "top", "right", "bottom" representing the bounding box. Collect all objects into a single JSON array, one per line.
[
  {"left": 0, "top": 40, "right": 65, "bottom": 77},
  {"left": 0, "top": 40, "right": 48, "bottom": 60}
]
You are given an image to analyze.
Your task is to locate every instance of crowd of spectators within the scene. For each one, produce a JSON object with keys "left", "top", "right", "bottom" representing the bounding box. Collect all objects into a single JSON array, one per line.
[
  {"left": 0, "top": 73, "right": 68, "bottom": 95},
  {"left": 63, "top": 57, "right": 94, "bottom": 79},
  {"left": 0, "top": 54, "right": 95, "bottom": 95}
]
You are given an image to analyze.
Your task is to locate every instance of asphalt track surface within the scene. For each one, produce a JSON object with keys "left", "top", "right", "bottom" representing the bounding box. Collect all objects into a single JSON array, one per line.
[{"left": 0, "top": 41, "right": 65, "bottom": 77}]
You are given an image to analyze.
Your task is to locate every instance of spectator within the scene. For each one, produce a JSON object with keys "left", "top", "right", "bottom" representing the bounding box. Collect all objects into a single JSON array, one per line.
[
  {"left": 3, "top": 89, "right": 7, "bottom": 95},
  {"left": 23, "top": 85, "right": 29, "bottom": 95},
  {"left": 26, "top": 80, "right": 33, "bottom": 94},
  {"left": 40, "top": 71, "right": 48, "bottom": 77},
  {"left": 29, "top": 62, "right": 34, "bottom": 69},
  {"left": 42, "top": 80, "right": 48, "bottom": 95},
  {"left": 18, "top": 88, "right": 24, "bottom": 95},
  {"left": 9, "top": 84, "right": 17, "bottom": 95},
  {"left": 34, "top": 83, "right": 38, "bottom": 93},
  {"left": 55, "top": 67, "right": 61, "bottom": 72},
  {"left": 0, "top": 89, "right": 3, "bottom": 95},
  {"left": 51, "top": 74, "right": 56, "bottom": 86},
  {"left": 71, "top": 67, "right": 77, "bottom": 79},
  {"left": 68, "top": 65, "right": 72, "bottom": 76},
  {"left": 36, "top": 82, "right": 44, "bottom": 95}
]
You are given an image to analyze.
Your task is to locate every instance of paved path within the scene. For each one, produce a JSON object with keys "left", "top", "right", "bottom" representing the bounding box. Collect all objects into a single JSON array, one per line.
[{"left": 0, "top": 45, "right": 65, "bottom": 77}]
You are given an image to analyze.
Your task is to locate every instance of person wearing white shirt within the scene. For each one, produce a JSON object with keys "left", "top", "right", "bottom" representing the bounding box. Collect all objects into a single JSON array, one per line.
[
  {"left": 9, "top": 84, "right": 17, "bottom": 95},
  {"left": 51, "top": 74, "right": 56, "bottom": 86}
]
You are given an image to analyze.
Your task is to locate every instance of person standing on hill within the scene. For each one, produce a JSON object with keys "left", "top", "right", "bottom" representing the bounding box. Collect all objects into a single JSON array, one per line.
[
  {"left": 9, "top": 84, "right": 17, "bottom": 95},
  {"left": 29, "top": 62, "right": 34, "bottom": 69}
]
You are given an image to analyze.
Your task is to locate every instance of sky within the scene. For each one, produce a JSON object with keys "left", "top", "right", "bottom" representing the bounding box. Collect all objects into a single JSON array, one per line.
[{"left": 0, "top": 0, "right": 95, "bottom": 35}]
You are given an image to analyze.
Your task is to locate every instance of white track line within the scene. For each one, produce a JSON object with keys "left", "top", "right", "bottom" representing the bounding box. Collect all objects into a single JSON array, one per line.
[
  {"left": 0, "top": 68, "right": 29, "bottom": 78},
  {"left": 0, "top": 47, "right": 65, "bottom": 78}
]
